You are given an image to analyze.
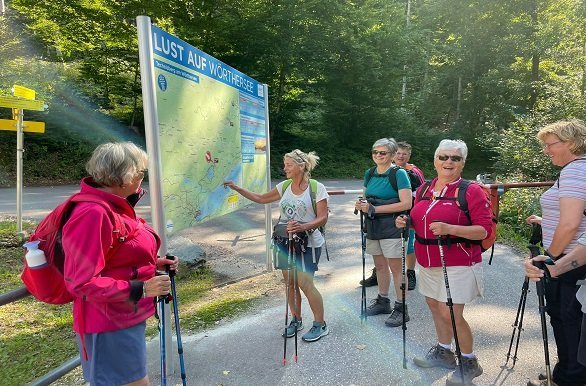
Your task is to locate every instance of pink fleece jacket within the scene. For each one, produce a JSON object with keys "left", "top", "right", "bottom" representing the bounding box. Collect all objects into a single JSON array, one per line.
[
  {"left": 410, "top": 177, "right": 493, "bottom": 268},
  {"left": 62, "top": 177, "right": 160, "bottom": 334}
]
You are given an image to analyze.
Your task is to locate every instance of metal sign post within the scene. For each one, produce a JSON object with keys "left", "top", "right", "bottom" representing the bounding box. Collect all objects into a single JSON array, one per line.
[
  {"left": 0, "top": 85, "right": 46, "bottom": 233},
  {"left": 15, "top": 108, "right": 24, "bottom": 233}
]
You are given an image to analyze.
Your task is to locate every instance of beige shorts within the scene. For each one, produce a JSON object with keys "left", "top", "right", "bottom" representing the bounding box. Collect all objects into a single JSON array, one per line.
[
  {"left": 366, "top": 238, "right": 404, "bottom": 258},
  {"left": 417, "top": 263, "right": 484, "bottom": 304}
]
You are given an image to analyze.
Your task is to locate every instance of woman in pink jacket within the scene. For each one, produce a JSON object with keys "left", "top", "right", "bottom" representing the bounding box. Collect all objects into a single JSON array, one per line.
[
  {"left": 62, "top": 142, "right": 178, "bottom": 386},
  {"left": 396, "top": 139, "right": 492, "bottom": 386}
]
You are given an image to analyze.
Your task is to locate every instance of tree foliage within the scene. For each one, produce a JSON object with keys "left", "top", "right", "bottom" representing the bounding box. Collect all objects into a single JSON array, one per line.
[{"left": 1, "top": 0, "right": 585, "bottom": 184}]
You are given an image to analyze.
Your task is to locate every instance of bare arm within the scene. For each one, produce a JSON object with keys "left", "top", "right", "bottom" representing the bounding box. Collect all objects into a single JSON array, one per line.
[
  {"left": 525, "top": 242, "right": 586, "bottom": 280},
  {"left": 224, "top": 181, "right": 280, "bottom": 204},
  {"left": 547, "top": 197, "right": 585, "bottom": 256}
]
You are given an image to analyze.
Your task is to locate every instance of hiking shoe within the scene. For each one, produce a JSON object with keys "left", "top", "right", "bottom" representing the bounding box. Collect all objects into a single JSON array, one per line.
[
  {"left": 282, "top": 318, "right": 303, "bottom": 338},
  {"left": 385, "top": 302, "right": 409, "bottom": 327},
  {"left": 360, "top": 267, "right": 378, "bottom": 287},
  {"left": 302, "top": 321, "right": 329, "bottom": 342},
  {"left": 446, "top": 356, "right": 483, "bottom": 385},
  {"left": 413, "top": 344, "right": 457, "bottom": 369},
  {"left": 527, "top": 378, "right": 557, "bottom": 386},
  {"left": 407, "top": 269, "right": 416, "bottom": 291},
  {"left": 366, "top": 294, "right": 392, "bottom": 316}
]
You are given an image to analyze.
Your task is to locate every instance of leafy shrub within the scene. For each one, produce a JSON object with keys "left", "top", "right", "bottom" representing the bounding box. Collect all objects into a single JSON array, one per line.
[{"left": 498, "top": 185, "right": 545, "bottom": 241}]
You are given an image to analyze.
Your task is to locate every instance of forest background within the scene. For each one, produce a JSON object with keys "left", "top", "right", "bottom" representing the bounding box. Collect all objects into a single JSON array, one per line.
[{"left": 1, "top": 0, "right": 585, "bottom": 238}]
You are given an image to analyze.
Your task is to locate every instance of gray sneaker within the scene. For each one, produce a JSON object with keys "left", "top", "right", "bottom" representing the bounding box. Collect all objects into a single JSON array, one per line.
[
  {"left": 282, "top": 318, "right": 303, "bottom": 338},
  {"left": 385, "top": 302, "right": 409, "bottom": 327},
  {"left": 302, "top": 321, "right": 329, "bottom": 342},
  {"left": 446, "top": 356, "right": 483, "bottom": 385},
  {"left": 366, "top": 295, "right": 392, "bottom": 316},
  {"left": 413, "top": 344, "right": 457, "bottom": 369}
]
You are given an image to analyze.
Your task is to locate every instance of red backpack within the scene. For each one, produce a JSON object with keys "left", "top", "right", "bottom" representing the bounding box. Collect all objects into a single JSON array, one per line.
[
  {"left": 21, "top": 193, "right": 128, "bottom": 304},
  {"left": 417, "top": 180, "right": 499, "bottom": 260}
]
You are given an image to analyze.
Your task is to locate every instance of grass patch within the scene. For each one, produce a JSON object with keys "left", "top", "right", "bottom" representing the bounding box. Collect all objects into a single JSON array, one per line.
[
  {"left": 496, "top": 223, "right": 538, "bottom": 256},
  {"left": 180, "top": 297, "right": 254, "bottom": 331},
  {"left": 0, "top": 220, "right": 276, "bottom": 385}
]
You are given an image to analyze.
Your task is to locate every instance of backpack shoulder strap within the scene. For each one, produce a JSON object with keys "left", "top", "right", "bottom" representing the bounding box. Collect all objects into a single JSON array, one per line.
[
  {"left": 364, "top": 166, "right": 377, "bottom": 186},
  {"left": 456, "top": 179, "right": 472, "bottom": 222},
  {"left": 556, "top": 157, "right": 586, "bottom": 188},
  {"left": 387, "top": 166, "right": 399, "bottom": 192},
  {"left": 70, "top": 194, "right": 127, "bottom": 240},
  {"left": 417, "top": 180, "right": 433, "bottom": 201},
  {"left": 281, "top": 179, "right": 293, "bottom": 194},
  {"left": 309, "top": 179, "right": 318, "bottom": 215}
]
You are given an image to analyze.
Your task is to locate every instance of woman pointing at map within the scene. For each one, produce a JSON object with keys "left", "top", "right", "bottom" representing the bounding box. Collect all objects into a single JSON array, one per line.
[{"left": 224, "top": 149, "right": 330, "bottom": 342}]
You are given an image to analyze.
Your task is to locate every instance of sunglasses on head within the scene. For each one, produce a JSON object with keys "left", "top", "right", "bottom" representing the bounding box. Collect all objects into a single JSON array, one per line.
[
  {"left": 437, "top": 154, "right": 463, "bottom": 162},
  {"left": 372, "top": 150, "right": 390, "bottom": 156}
]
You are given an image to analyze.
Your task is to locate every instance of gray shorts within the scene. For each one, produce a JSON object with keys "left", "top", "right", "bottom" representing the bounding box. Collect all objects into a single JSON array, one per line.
[
  {"left": 366, "top": 238, "right": 403, "bottom": 258},
  {"left": 77, "top": 322, "right": 147, "bottom": 385}
]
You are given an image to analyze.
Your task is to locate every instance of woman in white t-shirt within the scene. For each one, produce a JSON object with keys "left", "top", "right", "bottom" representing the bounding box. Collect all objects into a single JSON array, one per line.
[{"left": 224, "top": 149, "right": 330, "bottom": 342}]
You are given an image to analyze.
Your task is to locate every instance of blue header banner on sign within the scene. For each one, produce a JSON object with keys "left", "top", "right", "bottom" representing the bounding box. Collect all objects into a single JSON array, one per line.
[{"left": 151, "top": 25, "right": 263, "bottom": 99}]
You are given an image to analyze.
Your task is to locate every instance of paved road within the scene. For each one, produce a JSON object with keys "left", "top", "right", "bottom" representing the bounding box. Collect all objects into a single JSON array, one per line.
[{"left": 0, "top": 181, "right": 556, "bottom": 385}]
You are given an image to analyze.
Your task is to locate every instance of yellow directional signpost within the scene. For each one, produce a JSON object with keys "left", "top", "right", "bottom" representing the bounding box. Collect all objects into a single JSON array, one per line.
[
  {"left": 0, "top": 96, "right": 45, "bottom": 111},
  {"left": 12, "top": 84, "right": 36, "bottom": 100},
  {"left": 0, "top": 85, "right": 47, "bottom": 233},
  {"left": 0, "top": 119, "right": 45, "bottom": 133}
]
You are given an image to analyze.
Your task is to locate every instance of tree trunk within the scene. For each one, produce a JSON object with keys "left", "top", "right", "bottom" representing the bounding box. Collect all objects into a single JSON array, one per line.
[
  {"left": 456, "top": 76, "right": 462, "bottom": 121},
  {"left": 529, "top": 0, "right": 540, "bottom": 109}
]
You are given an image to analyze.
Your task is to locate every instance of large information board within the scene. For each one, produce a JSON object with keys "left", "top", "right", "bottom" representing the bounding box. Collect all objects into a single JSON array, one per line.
[{"left": 141, "top": 23, "right": 270, "bottom": 235}]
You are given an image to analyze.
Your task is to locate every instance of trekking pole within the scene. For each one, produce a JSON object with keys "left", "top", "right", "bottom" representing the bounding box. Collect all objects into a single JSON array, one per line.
[
  {"left": 283, "top": 233, "right": 293, "bottom": 366},
  {"left": 505, "top": 224, "right": 542, "bottom": 368},
  {"left": 166, "top": 255, "right": 187, "bottom": 386},
  {"left": 292, "top": 233, "right": 300, "bottom": 363},
  {"left": 157, "top": 271, "right": 170, "bottom": 386},
  {"left": 533, "top": 260, "right": 553, "bottom": 386},
  {"left": 505, "top": 276, "right": 529, "bottom": 368},
  {"left": 436, "top": 234, "right": 465, "bottom": 383},
  {"left": 356, "top": 197, "right": 368, "bottom": 322},
  {"left": 401, "top": 215, "right": 410, "bottom": 369},
  {"left": 282, "top": 232, "right": 293, "bottom": 366}
]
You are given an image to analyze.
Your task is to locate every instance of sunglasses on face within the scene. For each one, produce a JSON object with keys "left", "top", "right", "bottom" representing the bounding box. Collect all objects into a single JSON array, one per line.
[
  {"left": 437, "top": 154, "right": 463, "bottom": 162},
  {"left": 372, "top": 150, "right": 390, "bottom": 156}
]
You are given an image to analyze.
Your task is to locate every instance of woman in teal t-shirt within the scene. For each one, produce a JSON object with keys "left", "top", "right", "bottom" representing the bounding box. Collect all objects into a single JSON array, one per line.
[{"left": 355, "top": 137, "right": 412, "bottom": 328}]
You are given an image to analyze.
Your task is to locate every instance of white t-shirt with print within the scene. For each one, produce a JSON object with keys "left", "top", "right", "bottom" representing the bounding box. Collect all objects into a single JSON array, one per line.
[{"left": 276, "top": 180, "right": 329, "bottom": 248}]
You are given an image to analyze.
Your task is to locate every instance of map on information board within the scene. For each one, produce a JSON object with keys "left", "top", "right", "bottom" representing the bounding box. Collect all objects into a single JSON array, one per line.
[{"left": 150, "top": 26, "right": 268, "bottom": 233}]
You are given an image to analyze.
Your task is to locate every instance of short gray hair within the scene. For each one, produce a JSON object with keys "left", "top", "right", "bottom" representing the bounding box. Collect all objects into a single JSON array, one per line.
[
  {"left": 86, "top": 142, "right": 148, "bottom": 187},
  {"left": 434, "top": 139, "right": 468, "bottom": 162},
  {"left": 372, "top": 138, "right": 398, "bottom": 156}
]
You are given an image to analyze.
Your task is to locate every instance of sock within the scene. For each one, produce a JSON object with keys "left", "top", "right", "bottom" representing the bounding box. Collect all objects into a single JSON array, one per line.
[
  {"left": 461, "top": 352, "right": 475, "bottom": 358},
  {"left": 379, "top": 294, "right": 389, "bottom": 299},
  {"left": 438, "top": 342, "right": 452, "bottom": 350}
]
